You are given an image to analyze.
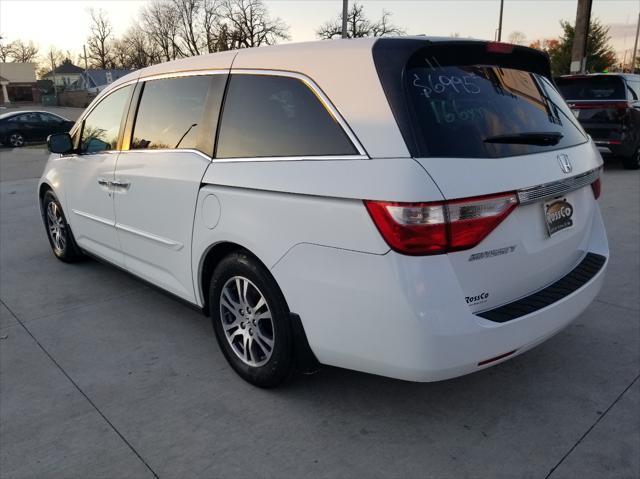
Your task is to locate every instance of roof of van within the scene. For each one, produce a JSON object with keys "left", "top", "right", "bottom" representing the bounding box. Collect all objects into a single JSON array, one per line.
[{"left": 111, "top": 36, "right": 475, "bottom": 86}]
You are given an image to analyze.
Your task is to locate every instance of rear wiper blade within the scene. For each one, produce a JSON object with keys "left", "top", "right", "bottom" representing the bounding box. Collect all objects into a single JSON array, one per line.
[{"left": 484, "top": 132, "right": 564, "bottom": 146}]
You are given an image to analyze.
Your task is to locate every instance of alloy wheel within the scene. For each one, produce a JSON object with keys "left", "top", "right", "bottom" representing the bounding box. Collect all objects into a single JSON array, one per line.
[
  {"left": 46, "top": 201, "right": 66, "bottom": 253},
  {"left": 219, "top": 276, "right": 275, "bottom": 367},
  {"left": 9, "top": 133, "right": 24, "bottom": 147}
]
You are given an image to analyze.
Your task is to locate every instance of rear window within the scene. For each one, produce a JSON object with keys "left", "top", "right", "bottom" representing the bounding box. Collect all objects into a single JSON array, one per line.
[
  {"left": 373, "top": 41, "right": 586, "bottom": 159},
  {"left": 405, "top": 61, "right": 586, "bottom": 158},
  {"left": 556, "top": 76, "right": 626, "bottom": 101}
]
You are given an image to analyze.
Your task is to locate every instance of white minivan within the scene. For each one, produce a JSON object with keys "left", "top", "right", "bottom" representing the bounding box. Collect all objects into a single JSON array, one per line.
[{"left": 41, "top": 38, "right": 608, "bottom": 387}]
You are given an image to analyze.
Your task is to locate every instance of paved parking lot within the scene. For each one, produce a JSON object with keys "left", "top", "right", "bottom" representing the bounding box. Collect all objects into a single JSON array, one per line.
[{"left": 0, "top": 148, "right": 638, "bottom": 479}]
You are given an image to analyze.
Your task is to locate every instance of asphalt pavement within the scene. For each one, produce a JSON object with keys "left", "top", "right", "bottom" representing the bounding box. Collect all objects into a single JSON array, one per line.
[{"left": 0, "top": 147, "right": 638, "bottom": 479}]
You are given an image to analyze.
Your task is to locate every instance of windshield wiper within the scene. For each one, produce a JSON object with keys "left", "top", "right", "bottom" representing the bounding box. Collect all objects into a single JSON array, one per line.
[{"left": 484, "top": 132, "right": 564, "bottom": 146}]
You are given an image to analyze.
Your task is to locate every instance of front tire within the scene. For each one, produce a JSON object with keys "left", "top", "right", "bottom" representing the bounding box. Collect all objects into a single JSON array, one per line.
[
  {"left": 42, "top": 190, "right": 83, "bottom": 262},
  {"left": 8, "top": 132, "right": 25, "bottom": 148},
  {"left": 209, "top": 252, "right": 294, "bottom": 388}
]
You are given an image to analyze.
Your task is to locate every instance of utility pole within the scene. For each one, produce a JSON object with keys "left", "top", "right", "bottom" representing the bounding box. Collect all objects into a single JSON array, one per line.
[
  {"left": 341, "top": 0, "right": 348, "bottom": 39},
  {"left": 570, "top": 0, "right": 593, "bottom": 73},
  {"left": 50, "top": 51, "right": 58, "bottom": 105},
  {"left": 497, "top": 0, "right": 504, "bottom": 42},
  {"left": 632, "top": 12, "right": 639, "bottom": 73}
]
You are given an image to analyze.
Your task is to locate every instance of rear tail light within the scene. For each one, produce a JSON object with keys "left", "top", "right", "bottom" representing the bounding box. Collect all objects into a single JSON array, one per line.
[
  {"left": 591, "top": 177, "right": 601, "bottom": 199},
  {"left": 364, "top": 192, "right": 518, "bottom": 255}
]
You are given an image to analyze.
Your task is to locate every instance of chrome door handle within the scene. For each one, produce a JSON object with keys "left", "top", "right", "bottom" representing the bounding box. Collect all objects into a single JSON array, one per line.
[
  {"left": 111, "top": 180, "right": 131, "bottom": 190},
  {"left": 97, "top": 177, "right": 111, "bottom": 187}
]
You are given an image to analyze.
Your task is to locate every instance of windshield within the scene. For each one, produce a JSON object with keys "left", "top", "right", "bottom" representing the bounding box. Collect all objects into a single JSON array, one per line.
[
  {"left": 555, "top": 76, "right": 626, "bottom": 101},
  {"left": 405, "top": 63, "right": 587, "bottom": 158}
]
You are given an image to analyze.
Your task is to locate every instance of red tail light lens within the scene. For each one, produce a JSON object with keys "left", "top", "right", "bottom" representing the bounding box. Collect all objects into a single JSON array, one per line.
[
  {"left": 364, "top": 192, "right": 518, "bottom": 255},
  {"left": 591, "top": 177, "right": 601, "bottom": 199},
  {"left": 486, "top": 42, "right": 515, "bottom": 54}
]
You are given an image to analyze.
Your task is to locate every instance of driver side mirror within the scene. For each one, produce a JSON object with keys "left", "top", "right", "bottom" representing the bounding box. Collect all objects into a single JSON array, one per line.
[{"left": 47, "top": 133, "right": 73, "bottom": 154}]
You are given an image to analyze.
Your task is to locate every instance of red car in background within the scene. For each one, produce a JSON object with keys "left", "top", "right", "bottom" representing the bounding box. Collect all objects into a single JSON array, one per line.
[{"left": 556, "top": 74, "right": 640, "bottom": 170}]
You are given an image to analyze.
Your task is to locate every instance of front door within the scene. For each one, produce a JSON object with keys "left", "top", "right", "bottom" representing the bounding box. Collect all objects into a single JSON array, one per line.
[{"left": 65, "top": 84, "right": 134, "bottom": 267}]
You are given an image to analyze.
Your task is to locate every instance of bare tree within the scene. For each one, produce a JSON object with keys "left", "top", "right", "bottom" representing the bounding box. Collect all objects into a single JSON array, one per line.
[
  {"left": 113, "top": 24, "right": 161, "bottom": 69},
  {"left": 0, "top": 35, "right": 11, "bottom": 62},
  {"left": 143, "top": 1, "right": 184, "bottom": 61},
  {"left": 317, "top": 2, "right": 404, "bottom": 40},
  {"left": 37, "top": 46, "right": 65, "bottom": 78},
  {"left": 508, "top": 31, "right": 527, "bottom": 45},
  {"left": 203, "top": 0, "right": 227, "bottom": 53},
  {"left": 87, "top": 9, "right": 113, "bottom": 68},
  {"left": 6, "top": 39, "right": 40, "bottom": 62},
  {"left": 220, "top": 0, "right": 289, "bottom": 48},
  {"left": 174, "top": 0, "right": 203, "bottom": 56}
]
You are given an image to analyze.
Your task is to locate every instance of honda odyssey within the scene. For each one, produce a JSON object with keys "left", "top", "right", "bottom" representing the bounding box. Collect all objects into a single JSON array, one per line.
[{"left": 40, "top": 38, "right": 608, "bottom": 387}]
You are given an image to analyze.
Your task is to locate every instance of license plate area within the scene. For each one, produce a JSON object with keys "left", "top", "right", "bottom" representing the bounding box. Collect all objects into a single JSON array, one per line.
[{"left": 543, "top": 197, "right": 574, "bottom": 237}]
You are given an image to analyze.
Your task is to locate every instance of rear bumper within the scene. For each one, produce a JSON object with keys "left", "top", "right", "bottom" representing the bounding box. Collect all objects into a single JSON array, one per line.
[{"left": 272, "top": 205, "right": 608, "bottom": 382}]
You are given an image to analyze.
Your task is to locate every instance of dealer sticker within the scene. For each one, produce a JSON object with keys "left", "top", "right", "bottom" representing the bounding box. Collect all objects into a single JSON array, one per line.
[{"left": 544, "top": 198, "right": 574, "bottom": 236}]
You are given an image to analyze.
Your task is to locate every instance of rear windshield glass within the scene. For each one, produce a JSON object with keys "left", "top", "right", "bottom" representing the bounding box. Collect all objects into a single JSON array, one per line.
[
  {"left": 405, "top": 58, "right": 587, "bottom": 158},
  {"left": 555, "top": 76, "right": 626, "bottom": 101}
]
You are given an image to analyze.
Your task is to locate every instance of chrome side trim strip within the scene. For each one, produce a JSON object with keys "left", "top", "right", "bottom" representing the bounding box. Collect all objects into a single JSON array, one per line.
[
  {"left": 517, "top": 168, "right": 601, "bottom": 205},
  {"left": 72, "top": 209, "right": 115, "bottom": 227},
  {"left": 115, "top": 223, "right": 183, "bottom": 250},
  {"left": 230, "top": 68, "right": 368, "bottom": 157},
  {"left": 117, "top": 148, "right": 213, "bottom": 162},
  {"left": 212, "top": 154, "right": 368, "bottom": 163},
  {"left": 139, "top": 69, "right": 229, "bottom": 82}
]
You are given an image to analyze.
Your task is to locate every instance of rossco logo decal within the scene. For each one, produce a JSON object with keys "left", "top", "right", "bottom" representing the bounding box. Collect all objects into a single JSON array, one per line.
[
  {"left": 545, "top": 199, "right": 574, "bottom": 235},
  {"left": 466, "top": 292, "right": 489, "bottom": 306}
]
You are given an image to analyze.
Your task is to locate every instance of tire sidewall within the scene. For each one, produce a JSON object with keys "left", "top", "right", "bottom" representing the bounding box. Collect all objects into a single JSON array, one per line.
[
  {"left": 42, "top": 190, "right": 79, "bottom": 261},
  {"left": 209, "top": 252, "right": 293, "bottom": 388}
]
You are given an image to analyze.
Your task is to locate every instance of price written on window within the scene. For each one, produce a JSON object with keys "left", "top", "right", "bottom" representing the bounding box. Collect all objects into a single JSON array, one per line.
[{"left": 412, "top": 73, "right": 481, "bottom": 98}]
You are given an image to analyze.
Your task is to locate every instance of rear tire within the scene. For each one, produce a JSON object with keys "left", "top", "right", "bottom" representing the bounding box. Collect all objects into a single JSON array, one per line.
[
  {"left": 621, "top": 147, "right": 640, "bottom": 170},
  {"left": 209, "top": 251, "right": 294, "bottom": 388},
  {"left": 42, "top": 190, "right": 84, "bottom": 262}
]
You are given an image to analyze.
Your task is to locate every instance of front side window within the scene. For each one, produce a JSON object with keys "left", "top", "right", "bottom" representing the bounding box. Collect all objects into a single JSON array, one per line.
[
  {"left": 131, "top": 76, "right": 210, "bottom": 150},
  {"left": 216, "top": 74, "right": 357, "bottom": 158},
  {"left": 81, "top": 85, "right": 133, "bottom": 153}
]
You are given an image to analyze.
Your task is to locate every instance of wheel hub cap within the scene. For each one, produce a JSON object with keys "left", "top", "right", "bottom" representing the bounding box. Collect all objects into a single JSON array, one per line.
[
  {"left": 46, "top": 202, "right": 66, "bottom": 252},
  {"left": 219, "top": 276, "right": 274, "bottom": 367}
]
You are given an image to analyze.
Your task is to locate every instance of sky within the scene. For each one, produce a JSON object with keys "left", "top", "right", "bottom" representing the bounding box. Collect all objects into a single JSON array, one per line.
[{"left": 1, "top": 0, "right": 638, "bottom": 64}]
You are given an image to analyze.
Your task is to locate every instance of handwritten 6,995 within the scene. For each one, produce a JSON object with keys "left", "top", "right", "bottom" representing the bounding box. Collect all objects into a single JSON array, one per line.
[{"left": 413, "top": 73, "right": 481, "bottom": 98}]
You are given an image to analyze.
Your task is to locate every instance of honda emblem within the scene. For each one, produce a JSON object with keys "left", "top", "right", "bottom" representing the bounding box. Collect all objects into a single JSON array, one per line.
[{"left": 557, "top": 154, "right": 572, "bottom": 174}]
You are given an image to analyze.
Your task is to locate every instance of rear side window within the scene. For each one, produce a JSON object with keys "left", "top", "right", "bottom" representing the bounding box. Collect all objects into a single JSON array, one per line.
[
  {"left": 131, "top": 76, "right": 211, "bottom": 150},
  {"left": 216, "top": 74, "right": 357, "bottom": 158},
  {"left": 81, "top": 85, "right": 133, "bottom": 153},
  {"left": 556, "top": 76, "right": 627, "bottom": 101}
]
